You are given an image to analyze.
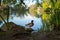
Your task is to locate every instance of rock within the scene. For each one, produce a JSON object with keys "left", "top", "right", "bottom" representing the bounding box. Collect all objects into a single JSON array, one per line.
[
  {"left": 1, "top": 22, "right": 25, "bottom": 32},
  {"left": 0, "top": 22, "right": 34, "bottom": 40},
  {"left": 25, "top": 28, "right": 34, "bottom": 33}
]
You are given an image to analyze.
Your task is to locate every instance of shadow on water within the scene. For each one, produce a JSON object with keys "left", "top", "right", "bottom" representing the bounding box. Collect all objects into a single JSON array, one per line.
[
  {"left": 0, "top": 20, "right": 3, "bottom": 27},
  {"left": 0, "top": 21, "right": 2, "bottom": 24}
]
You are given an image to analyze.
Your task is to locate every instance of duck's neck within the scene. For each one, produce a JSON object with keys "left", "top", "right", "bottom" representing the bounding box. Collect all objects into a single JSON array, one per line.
[{"left": 31, "top": 22, "right": 33, "bottom": 24}]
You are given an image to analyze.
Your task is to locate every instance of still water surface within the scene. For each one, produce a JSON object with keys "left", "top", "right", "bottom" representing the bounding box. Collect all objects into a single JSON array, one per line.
[{"left": 0, "top": 12, "right": 42, "bottom": 32}]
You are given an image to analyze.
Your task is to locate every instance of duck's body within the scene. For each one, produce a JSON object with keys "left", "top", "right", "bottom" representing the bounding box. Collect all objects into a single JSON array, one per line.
[
  {"left": 25, "top": 20, "right": 34, "bottom": 27},
  {"left": 26, "top": 23, "right": 34, "bottom": 27}
]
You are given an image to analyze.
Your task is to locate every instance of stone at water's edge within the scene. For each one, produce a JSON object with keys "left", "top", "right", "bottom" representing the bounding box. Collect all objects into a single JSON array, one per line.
[
  {"left": 0, "top": 22, "right": 34, "bottom": 40},
  {"left": 1, "top": 22, "right": 25, "bottom": 32},
  {"left": 1, "top": 22, "right": 33, "bottom": 33}
]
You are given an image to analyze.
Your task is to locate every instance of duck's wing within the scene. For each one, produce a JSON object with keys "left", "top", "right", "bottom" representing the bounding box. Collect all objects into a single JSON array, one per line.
[
  {"left": 26, "top": 23, "right": 34, "bottom": 27},
  {"left": 25, "top": 23, "right": 31, "bottom": 26}
]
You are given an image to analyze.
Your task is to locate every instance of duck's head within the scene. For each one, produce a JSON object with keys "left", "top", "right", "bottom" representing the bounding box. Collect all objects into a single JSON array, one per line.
[{"left": 31, "top": 20, "right": 34, "bottom": 23}]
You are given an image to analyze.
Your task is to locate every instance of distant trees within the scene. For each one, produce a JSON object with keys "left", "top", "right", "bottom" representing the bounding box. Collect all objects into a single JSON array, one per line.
[{"left": 29, "top": 5, "right": 37, "bottom": 17}]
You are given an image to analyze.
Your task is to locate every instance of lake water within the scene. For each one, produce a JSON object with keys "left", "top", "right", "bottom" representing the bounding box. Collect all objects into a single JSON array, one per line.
[{"left": 0, "top": 12, "right": 43, "bottom": 32}]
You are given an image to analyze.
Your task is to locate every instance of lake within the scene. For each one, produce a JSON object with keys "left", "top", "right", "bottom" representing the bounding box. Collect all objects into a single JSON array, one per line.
[{"left": 0, "top": 12, "right": 42, "bottom": 32}]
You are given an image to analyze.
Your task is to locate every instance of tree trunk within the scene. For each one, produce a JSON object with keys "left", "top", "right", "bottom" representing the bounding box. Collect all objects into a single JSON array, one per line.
[{"left": 0, "top": 0, "right": 1, "bottom": 6}]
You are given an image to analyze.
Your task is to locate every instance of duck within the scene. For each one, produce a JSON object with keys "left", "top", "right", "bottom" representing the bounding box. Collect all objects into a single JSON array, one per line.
[{"left": 25, "top": 20, "right": 34, "bottom": 27}]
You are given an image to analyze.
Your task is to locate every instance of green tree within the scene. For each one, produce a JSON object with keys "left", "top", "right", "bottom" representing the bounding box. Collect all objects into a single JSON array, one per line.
[
  {"left": 0, "top": 0, "right": 26, "bottom": 30},
  {"left": 38, "top": 0, "right": 60, "bottom": 31}
]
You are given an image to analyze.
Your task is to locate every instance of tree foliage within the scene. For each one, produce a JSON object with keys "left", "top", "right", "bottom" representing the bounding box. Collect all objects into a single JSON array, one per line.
[
  {"left": 38, "top": 0, "right": 60, "bottom": 31},
  {"left": 0, "top": 0, "right": 26, "bottom": 30}
]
